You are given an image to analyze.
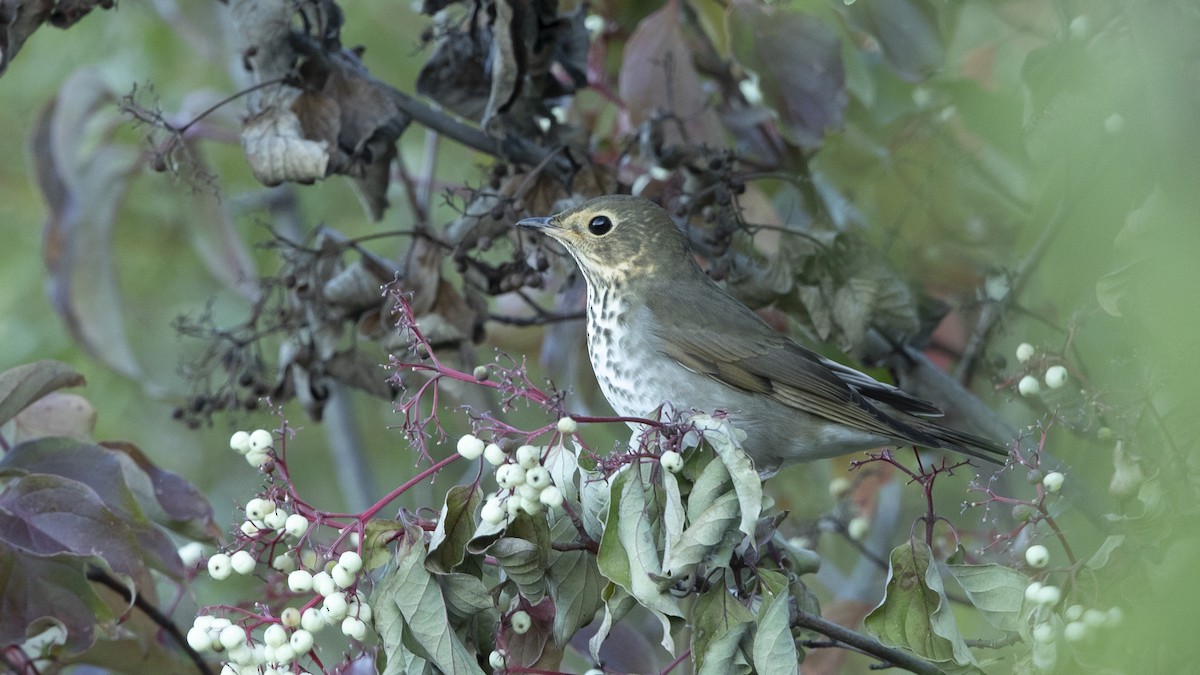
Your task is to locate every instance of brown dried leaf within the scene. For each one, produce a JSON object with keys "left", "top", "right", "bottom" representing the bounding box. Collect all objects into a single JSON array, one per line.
[
  {"left": 241, "top": 100, "right": 331, "bottom": 185},
  {"left": 0, "top": 0, "right": 114, "bottom": 77}
]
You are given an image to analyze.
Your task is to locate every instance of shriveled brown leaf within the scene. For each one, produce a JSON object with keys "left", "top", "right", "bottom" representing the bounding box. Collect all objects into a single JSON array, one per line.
[{"left": 0, "top": 0, "right": 114, "bottom": 77}]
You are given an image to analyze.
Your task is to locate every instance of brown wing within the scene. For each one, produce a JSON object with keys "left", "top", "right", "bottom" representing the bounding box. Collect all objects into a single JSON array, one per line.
[{"left": 644, "top": 287, "right": 943, "bottom": 447}]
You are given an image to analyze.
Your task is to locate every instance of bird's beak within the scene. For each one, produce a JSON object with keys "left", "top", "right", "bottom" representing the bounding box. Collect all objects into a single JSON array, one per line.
[{"left": 517, "top": 216, "right": 555, "bottom": 231}]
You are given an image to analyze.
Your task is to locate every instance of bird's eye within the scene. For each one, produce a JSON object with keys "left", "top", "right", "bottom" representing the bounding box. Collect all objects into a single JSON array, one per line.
[{"left": 587, "top": 215, "right": 613, "bottom": 236}]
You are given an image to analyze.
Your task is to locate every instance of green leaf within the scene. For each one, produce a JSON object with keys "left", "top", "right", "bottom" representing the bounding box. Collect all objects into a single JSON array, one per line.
[
  {"left": 865, "top": 541, "right": 978, "bottom": 669},
  {"left": 488, "top": 536, "right": 547, "bottom": 601},
  {"left": 662, "top": 491, "right": 741, "bottom": 579},
  {"left": 543, "top": 440, "right": 580, "bottom": 504},
  {"left": 692, "top": 415, "right": 761, "bottom": 543},
  {"left": 578, "top": 466, "right": 609, "bottom": 541},
  {"left": 1086, "top": 535, "right": 1126, "bottom": 570},
  {"left": 752, "top": 570, "right": 799, "bottom": 675},
  {"left": 438, "top": 572, "right": 494, "bottom": 622},
  {"left": 363, "top": 519, "right": 405, "bottom": 571},
  {"left": 0, "top": 360, "right": 85, "bottom": 429},
  {"left": 843, "top": 0, "right": 944, "bottom": 82},
  {"left": 946, "top": 562, "right": 1027, "bottom": 633},
  {"left": 427, "top": 483, "right": 481, "bottom": 574},
  {"left": 596, "top": 466, "right": 683, "bottom": 618},
  {"left": 373, "top": 523, "right": 483, "bottom": 675},
  {"left": 588, "top": 583, "right": 634, "bottom": 663},
  {"left": 692, "top": 584, "right": 755, "bottom": 674},
  {"left": 727, "top": 2, "right": 845, "bottom": 147},
  {"left": 547, "top": 547, "right": 604, "bottom": 646}
]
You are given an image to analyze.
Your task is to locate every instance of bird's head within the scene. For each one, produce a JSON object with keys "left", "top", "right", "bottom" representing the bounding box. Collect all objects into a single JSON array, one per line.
[{"left": 518, "top": 195, "right": 693, "bottom": 288}]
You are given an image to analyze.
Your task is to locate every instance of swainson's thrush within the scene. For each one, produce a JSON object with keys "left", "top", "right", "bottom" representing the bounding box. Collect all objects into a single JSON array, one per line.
[{"left": 519, "top": 195, "right": 1007, "bottom": 472}]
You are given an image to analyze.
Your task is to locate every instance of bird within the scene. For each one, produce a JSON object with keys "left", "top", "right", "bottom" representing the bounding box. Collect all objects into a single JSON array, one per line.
[{"left": 518, "top": 195, "right": 1008, "bottom": 473}]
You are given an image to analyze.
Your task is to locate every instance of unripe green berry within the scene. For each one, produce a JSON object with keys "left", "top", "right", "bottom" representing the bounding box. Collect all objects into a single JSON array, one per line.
[
  {"left": 280, "top": 607, "right": 302, "bottom": 628},
  {"left": 1042, "top": 471, "right": 1064, "bottom": 493}
]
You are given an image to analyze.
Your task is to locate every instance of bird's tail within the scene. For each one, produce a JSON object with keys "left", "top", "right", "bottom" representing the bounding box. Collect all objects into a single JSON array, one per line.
[{"left": 913, "top": 422, "right": 1011, "bottom": 466}]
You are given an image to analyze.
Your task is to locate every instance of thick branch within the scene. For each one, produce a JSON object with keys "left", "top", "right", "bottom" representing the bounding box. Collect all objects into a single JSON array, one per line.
[{"left": 791, "top": 609, "right": 944, "bottom": 675}]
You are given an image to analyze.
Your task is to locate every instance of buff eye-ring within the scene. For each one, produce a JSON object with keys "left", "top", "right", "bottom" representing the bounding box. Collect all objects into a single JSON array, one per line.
[{"left": 588, "top": 215, "right": 613, "bottom": 236}]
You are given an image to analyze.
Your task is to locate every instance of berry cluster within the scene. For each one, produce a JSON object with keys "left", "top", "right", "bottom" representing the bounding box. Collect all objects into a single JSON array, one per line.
[
  {"left": 1013, "top": 342, "right": 1070, "bottom": 397},
  {"left": 455, "top": 422, "right": 572, "bottom": 522}
]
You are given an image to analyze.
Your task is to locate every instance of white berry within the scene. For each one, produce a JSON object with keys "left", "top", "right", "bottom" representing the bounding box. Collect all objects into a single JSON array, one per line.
[
  {"left": 515, "top": 444, "right": 542, "bottom": 469},
  {"left": 1032, "top": 622, "right": 1056, "bottom": 643},
  {"left": 341, "top": 617, "right": 367, "bottom": 641},
  {"left": 331, "top": 564, "right": 356, "bottom": 589},
  {"left": 483, "top": 443, "right": 507, "bottom": 466},
  {"left": 245, "top": 450, "right": 270, "bottom": 467},
  {"left": 338, "top": 551, "right": 363, "bottom": 574},
  {"left": 511, "top": 610, "right": 532, "bottom": 634},
  {"left": 660, "top": 450, "right": 683, "bottom": 473},
  {"left": 245, "top": 498, "right": 276, "bottom": 522},
  {"left": 1025, "top": 544, "right": 1050, "bottom": 568},
  {"left": 1064, "top": 604, "right": 1084, "bottom": 622},
  {"left": 1025, "top": 581, "right": 1044, "bottom": 602},
  {"left": 289, "top": 629, "right": 314, "bottom": 654},
  {"left": 1016, "top": 343, "right": 1035, "bottom": 363},
  {"left": 288, "top": 570, "right": 313, "bottom": 593},
  {"left": 828, "top": 477, "right": 852, "bottom": 499},
  {"left": 520, "top": 496, "right": 543, "bottom": 515},
  {"left": 322, "top": 592, "right": 349, "bottom": 620},
  {"left": 312, "top": 571, "right": 336, "bottom": 597},
  {"left": 539, "top": 485, "right": 564, "bottom": 509},
  {"left": 1018, "top": 375, "right": 1041, "bottom": 396},
  {"left": 1044, "top": 365, "right": 1068, "bottom": 389},
  {"left": 263, "top": 509, "right": 288, "bottom": 530},
  {"left": 300, "top": 608, "right": 325, "bottom": 632},
  {"left": 280, "top": 607, "right": 301, "bottom": 628},
  {"left": 186, "top": 625, "right": 212, "bottom": 652},
  {"left": 230, "top": 431, "right": 252, "bottom": 455},
  {"left": 230, "top": 550, "right": 257, "bottom": 575},
  {"left": 1063, "top": 621, "right": 1088, "bottom": 642},
  {"left": 219, "top": 624, "right": 246, "bottom": 649},
  {"left": 248, "top": 429, "right": 274, "bottom": 452},
  {"left": 847, "top": 516, "right": 871, "bottom": 541},
  {"left": 556, "top": 417, "right": 578, "bottom": 434},
  {"left": 1083, "top": 608, "right": 1107, "bottom": 627},
  {"left": 1035, "top": 584, "right": 1062, "bottom": 607},
  {"left": 272, "top": 554, "right": 296, "bottom": 573},
  {"left": 284, "top": 514, "right": 309, "bottom": 538},
  {"left": 489, "top": 650, "right": 507, "bottom": 669},
  {"left": 178, "top": 542, "right": 205, "bottom": 567},
  {"left": 481, "top": 498, "right": 506, "bottom": 524},
  {"left": 496, "top": 464, "right": 526, "bottom": 488},
  {"left": 1042, "top": 471, "right": 1064, "bottom": 493},
  {"left": 457, "top": 434, "right": 486, "bottom": 460},
  {"left": 240, "top": 520, "right": 262, "bottom": 537},
  {"left": 272, "top": 642, "right": 295, "bottom": 664},
  {"left": 208, "top": 553, "right": 232, "bottom": 580},
  {"left": 525, "top": 466, "right": 551, "bottom": 489},
  {"left": 263, "top": 623, "right": 288, "bottom": 648}
]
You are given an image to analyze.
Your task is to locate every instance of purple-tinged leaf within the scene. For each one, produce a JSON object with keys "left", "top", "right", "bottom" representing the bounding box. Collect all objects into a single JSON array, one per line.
[
  {"left": 619, "top": 0, "right": 725, "bottom": 148},
  {"left": 0, "top": 474, "right": 144, "bottom": 580},
  {"left": 845, "top": 0, "right": 945, "bottom": 82},
  {"left": 0, "top": 545, "right": 114, "bottom": 655},
  {"left": 30, "top": 70, "right": 146, "bottom": 383},
  {"left": 727, "top": 2, "right": 846, "bottom": 147},
  {"left": 0, "top": 360, "right": 85, "bottom": 429}
]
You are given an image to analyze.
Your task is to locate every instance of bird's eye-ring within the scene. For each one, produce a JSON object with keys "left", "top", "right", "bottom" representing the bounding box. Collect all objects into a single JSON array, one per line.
[{"left": 587, "top": 215, "right": 613, "bottom": 236}]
